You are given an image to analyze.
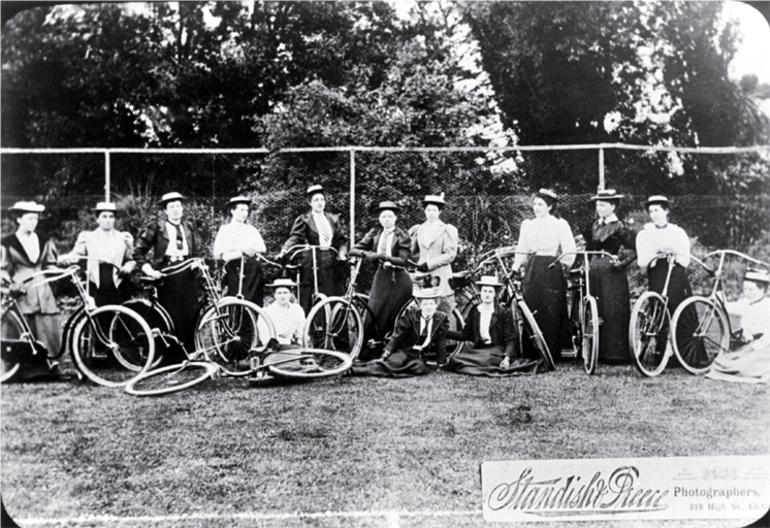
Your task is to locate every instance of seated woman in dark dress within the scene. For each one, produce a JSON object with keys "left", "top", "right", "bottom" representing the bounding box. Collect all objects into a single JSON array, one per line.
[
  {"left": 351, "top": 287, "right": 448, "bottom": 377},
  {"left": 445, "top": 276, "right": 543, "bottom": 376}
]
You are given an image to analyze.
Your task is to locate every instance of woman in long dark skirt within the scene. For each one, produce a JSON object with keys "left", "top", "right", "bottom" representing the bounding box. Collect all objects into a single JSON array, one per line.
[
  {"left": 349, "top": 201, "right": 412, "bottom": 359},
  {"left": 511, "top": 189, "right": 576, "bottom": 362},
  {"left": 583, "top": 190, "right": 637, "bottom": 363},
  {"left": 635, "top": 195, "right": 703, "bottom": 366},
  {"left": 445, "top": 276, "right": 542, "bottom": 376}
]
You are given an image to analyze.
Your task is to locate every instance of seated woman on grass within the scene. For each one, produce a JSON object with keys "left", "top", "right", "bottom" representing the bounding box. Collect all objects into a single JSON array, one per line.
[
  {"left": 254, "top": 278, "right": 308, "bottom": 377},
  {"left": 351, "top": 286, "right": 448, "bottom": 377},
  {"left": 445, "top": 276, "right": 543, "bottom": 377},
  {"left": 706, "top": 268, "right": 770, "bottom": 384}
]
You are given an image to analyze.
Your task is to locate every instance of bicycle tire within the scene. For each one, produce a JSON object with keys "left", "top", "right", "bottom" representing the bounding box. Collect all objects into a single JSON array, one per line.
[
  {"left": 1, "top": 308, "right": 25, "bottom": 383},
  {"left": 568, "top": 290, "right": 582, "bottom": 358},
  {"left": 671, "top": 296, "right": 729, "bottom": 375},
  {"left": 266, "top": 347, "right": 352, "bottom": 379},
  {"left": 122, "top": 299, "right": 171, "bottom": 369},
  {"left": 582, "top": 296, "right": 599, "bottom": 375},
  {"left": 125, "top": 361, "right": 217, "bottom": 396},
  {"left": 394, "top": 300, "right": 466, "bottom": 359},
  {"left": 71, "top": 305, "right": 156, "bottom": 388},
  {"left": 304, "top": 297, "right": 364, "bottom": 360},
  {"left": 517, "top": 300, "right": 555, "bottom": 371},
  {"left": 195, "top": 298, "right": 274, "bottom": 377},
  {"left": 629, "top": 291, "right": 671, "bottom": 377}
]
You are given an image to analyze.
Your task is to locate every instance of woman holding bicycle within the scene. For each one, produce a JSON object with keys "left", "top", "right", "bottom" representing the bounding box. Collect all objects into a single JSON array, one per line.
[
  {"left": 1, "top": 201, "right": 66, "bottom": 380},
  {"left": 409, "top": 193, "right": 459, "bottom": 316},
  {"left": 707, "top": 269, "right": 770, "bottom": 383},
  {"left": 351, "top": 287, "right": 448, "bottom": 376},
  {"left": 511, "top": 189, "right": 576, "bottom": 361},
  {"left": 213, "top": 196, "right": 267, "bottom": 307},
  {"left": 583, "top": 190, "right": 637, "bottom": 363},
  {"left": 349, "top": 200, "right": 412, "bottom": 358},
  {"left": 279, "top": 184, "right": 348, "bottom": 314},
  {"left": 133, "top": 192, "right": 200, "bottom": 353},
  {"left": 445, "top": 276, "right": 541, "bottom": 376}
]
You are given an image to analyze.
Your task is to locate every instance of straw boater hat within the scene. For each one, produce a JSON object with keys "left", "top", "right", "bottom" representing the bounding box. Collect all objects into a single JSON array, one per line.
[
  {"left": 413, "top": 287, "right": 441, "bottom": 299},
  {"left": 267, "top": 278, "right": 297, "bottom": 289},
  {"left": 159, "top": 192, "right": 185, "bottom": 206},
  {"left": 422, "top": 193, "right": 446, "bottom": 207},
  {"left": 306, "top": 184, "right": 324, "bottom": 197},
  {"left": 744, "top": 268, "right": 770, "bottom": 285},
  {"left": 475, "top": 275, "right": 503, "bottom": 288},
  {"left": 375, "top": 201, "right": 399, "bottom": 213},
  {"left": 228, "top": 196, "right": 251, "bottom": 207},
  {"left": 646, "top": 195, "right": 670, "bottom": 208},
  {"left": 590, "top": 189, "right": 625, "bottom": 202},
  {"left": 92, "top": 202, "right": 117, "bottom": 213},
  {"left": 536, "top": 188, "right": 558, "bottom": 205},
  {"left": 10, "top": 201, "right": 45, "bottom": 213}
]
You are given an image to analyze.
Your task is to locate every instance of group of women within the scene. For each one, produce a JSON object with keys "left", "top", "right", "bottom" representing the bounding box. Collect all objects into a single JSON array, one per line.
[{"left": 2, "top": 185, "right": 769, "bottom": 383}]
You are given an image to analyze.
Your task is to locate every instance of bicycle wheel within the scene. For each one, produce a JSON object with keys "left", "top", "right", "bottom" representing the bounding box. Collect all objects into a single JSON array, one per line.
[
  {"left": 516, "top": 300, "right": 555, "bottom": 371},
  {"left": 1, "top": 308, "right": 25, "bottom": 383},
  {"left": 568, "top": 290, "right": 582, "bottom": 358},
  {"left": 122, "top": 299, "right": 171, "bottom": 368},
  {"left": 267, "top": 348, "right": 352, "bottom": 379},
  {"left": 629, "top": 292, "right": 671, "bottom": 377},
  {"left": 196, "top": 299, "right": 272, "bottom": 377},
  {"left": 582, "top": 296, "right": 599, "bottom": 375},
  {"left": 304, "top": 298, "right": 364, "bottom": 360},
  {"left": 672, "top": 296, "right": 729, "bottom": 375},
  {"left": 125, "top": 361, "right": 217, "bottom": 396},
  {"left": 71, "top": 305, "right": 155, "bottom": 388}
]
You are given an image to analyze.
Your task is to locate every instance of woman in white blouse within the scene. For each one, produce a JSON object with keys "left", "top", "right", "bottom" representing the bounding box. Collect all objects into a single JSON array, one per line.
[
  {"left": 213, "top": 196, "right": 267, "bottom": 307},
  {"left": 707, "top": 269, "right": 770, "bottom": 383},
  {"left": 511, "top": 189, "right": 576, "bottom": 361},
  {"left": 257, "top": 278, "right": 306, "bottom": 348}
]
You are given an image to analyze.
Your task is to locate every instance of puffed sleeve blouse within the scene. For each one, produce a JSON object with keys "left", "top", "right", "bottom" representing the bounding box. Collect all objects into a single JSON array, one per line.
[{"left": 513, "top": 216, "right": 576, "bottom": 269}]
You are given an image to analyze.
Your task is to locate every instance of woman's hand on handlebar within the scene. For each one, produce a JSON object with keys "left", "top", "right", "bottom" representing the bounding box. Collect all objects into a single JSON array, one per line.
[{"left": 142, "top": 264, "right": 163, "bottom": 280}]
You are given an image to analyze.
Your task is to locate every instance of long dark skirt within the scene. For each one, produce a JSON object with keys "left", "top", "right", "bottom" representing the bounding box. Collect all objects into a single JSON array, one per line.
[
  {"left": 589, "top": 258, "right": 631, "bottom": 363},
  {"left": 648, "top": 262, "right": 705, "bottom": 367},
  {"left": 225, "top": 258, "right": 264, "bottom": 306},
  {"left": 446, "top": 344, "right": 543, "bottom": 377},
  {"left": 350, "top": 350, "right": 430, "bottom": 377},
  {"left": 158, "top": 266, "right": 199, "bottom": 356},
  {"left": 364, "top": 266, "right": 412, "bottom": 342},
  {"left": 522, "top": 255, "right": 571, "bottom": 360},
  {"left": 299, "top": 250, "right": 344, "bottom": 314},
  {"left": 91, "top": 263, "right": 128, "bottom": 307}
]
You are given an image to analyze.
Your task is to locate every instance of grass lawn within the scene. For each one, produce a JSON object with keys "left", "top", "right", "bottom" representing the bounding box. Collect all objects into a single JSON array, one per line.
[{"left": 1, "top": 362, "right": 769, "bottom": 528}]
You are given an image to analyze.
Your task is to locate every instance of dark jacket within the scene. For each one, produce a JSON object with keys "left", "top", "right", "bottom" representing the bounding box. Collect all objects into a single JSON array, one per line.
[
  {"left": 352, "top": 226, "right": 410, "bottom": 266},
  {"left": 451, "top": 303, "right": 516, "bottom": 359},
  {"left": 281, "top": 211, "right": 348, "bottom": 283},
  {"left": 133, "top": 221, "right": 199, "bottom": 270},
  {"left": 384, "top": 307, "right": 448, "bottom": 359}
]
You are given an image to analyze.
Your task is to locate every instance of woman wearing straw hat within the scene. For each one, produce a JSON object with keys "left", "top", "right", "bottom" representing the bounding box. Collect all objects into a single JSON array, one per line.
[
  {"left": 213, "top": 196, "right": 267, "bottom": 307},
  {"left": 59, "top": 201, "right": 136, "bottom": 307},
  {"left": 279, "top": 184, "right": 348, "bottom": 314},
  {"left": 582, "top": 189, "right": 637, "bottom": 363},
  {"left": 409, "top": 193, "right": 459, "bottom": 316},
  {"left": 707, "top": 269, "right": 770, "bottom": 383},
  {"left": 257, "top": 278, "right": 306, "bottom": 349},
  {"left": 133, "top": 192, "right": 200, "bottom": 353},
  {"left": 511, "top": 189, "right": 576, "bottom": 361},
  {"left": 350, "top": 287, "right": 448, "bottom": 377},
  {"left": 349, "top": 200, "right": 412, "bottom": 358},
  {"left": 1, "top": 201, "right": 66, "bottom": 380},
  {"left": 445, "top": 276, "right": 542, "bottom": 376}
]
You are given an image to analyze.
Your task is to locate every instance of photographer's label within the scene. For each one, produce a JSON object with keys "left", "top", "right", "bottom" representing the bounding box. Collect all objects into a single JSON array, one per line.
[{"left": 482, "top": 456, "right": 769, "bottom": 522}]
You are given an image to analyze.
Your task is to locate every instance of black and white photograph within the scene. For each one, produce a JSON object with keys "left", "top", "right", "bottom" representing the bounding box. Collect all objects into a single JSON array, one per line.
[{"left": 1, "top": 1, "right": 770, "bottom": 527}]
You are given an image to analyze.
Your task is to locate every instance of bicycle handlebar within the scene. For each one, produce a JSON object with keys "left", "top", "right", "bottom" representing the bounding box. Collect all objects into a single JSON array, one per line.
[
  {"left": 549, "top": 250, "right": 618, "bottom": 268},
  {"left": 704, "top": 249, "right": 769, "bottom": 269},
  {"left": 282, "top": 244, "right": 342, "bottom": 262}
]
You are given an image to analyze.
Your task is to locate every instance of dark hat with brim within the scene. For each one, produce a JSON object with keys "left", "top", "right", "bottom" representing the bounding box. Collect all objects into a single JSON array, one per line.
[
  {"left": 745, "top": 268, "right": 770, "bottom": 285},
  {"left": 646, "top": 195, "right": 669, "bottom": 208},
  {"left": 376, "top": 201, "right": 399, "bottom": 213},
  {"left": 10, "top": 201, "right": 45, "bottom": 213},
  {"left": 536, "top": 188, "right": 558, "bottom": 204},
  {"left": 160, "top": 192, "right": 185, "bottom": 206},
  {"left": 422, "top": 193, "right": 446, "bottom": 207},
  {"left": 228, "top": 196, "right": 252, "bottom": 207},
  {"left": 93, "top": 202, "right": 117, "bottom": 213},
  {"left": 306, "top": 184, "right": 324, "bottom": 197},
  {"left": 475, "top": 275, "right": 503, "bottom": 288},
  {"left": 590, "top": 189, "right": 624, "bottom": 202},
  {"left": 413, "top": 287, "right": 441, "bottom": 299}
]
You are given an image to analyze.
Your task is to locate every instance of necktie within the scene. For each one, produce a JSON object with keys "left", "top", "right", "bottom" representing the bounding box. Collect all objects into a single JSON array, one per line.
[
  {"left": 171, "top": 223, "right": 185, "bottom": 251},
  {"left": 378, "top": 229, "right": 394, "bottom": 255},
  {"left": 316, "top": 215, "right": 332, "bottom": 246}
]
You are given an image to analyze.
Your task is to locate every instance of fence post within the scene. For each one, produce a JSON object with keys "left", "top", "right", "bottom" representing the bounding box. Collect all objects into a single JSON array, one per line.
[
  {"left": 350, "top": 148, "right": 356, "bottom": 246},
  {"left": 598, "top": 147, "right": 605, "bottom": 191},
  {"left": 104, "top": 150, "right": 111, "bottom": 202}
]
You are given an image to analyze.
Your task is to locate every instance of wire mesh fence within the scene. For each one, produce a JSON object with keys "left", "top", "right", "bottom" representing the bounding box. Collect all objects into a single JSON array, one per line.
[{"left": 2, "top": 145, "right": 769, "bottom": 294}]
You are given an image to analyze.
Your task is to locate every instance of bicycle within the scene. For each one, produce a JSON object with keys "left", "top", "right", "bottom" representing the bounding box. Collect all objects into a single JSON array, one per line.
[
  {"left": 123, "top": 257, "right": 268, "bottom": 375},
  {"left": 449, "top": 246, "right": 555, "bottom": 370},
  {"left": 1, "top": 265, "right": 155, "bottom": 386},
  {"left": 670, "top": 249, "right": 769, "bottom": 375},
  {"left": 629, "top": 252, "right": 712, "bottom": 377},
  {"left": 279, "top": 244, "right": 343, "bottom": 310},
  {"left": 551, "top": 250, "right": 619, "bottom": 375}
]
